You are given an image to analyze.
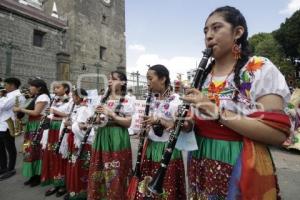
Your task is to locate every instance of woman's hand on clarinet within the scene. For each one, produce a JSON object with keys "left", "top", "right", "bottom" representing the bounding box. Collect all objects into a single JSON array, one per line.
[
  {"left": 44, "top": 107, "right": 51, "bottom": 114},
  {"left": 142, "top": 116, "right": 175, "bottom": 131},
  {"left": 79, "top": 122, "right": 88, "bottom": 131},
  {"left": 13, "top": 106, "right": 22, "bottom": 112},
  {"left": 142, "top": 115, "right": 158, "bottom": 127},
  {"left": 64, "top": 120, "right": 71, "bottom": 127},
  {"left": 164, "top": 120, "right": 175, "bottom": 131},
  {"left": 96, "top": 105, "right": 116, "bottom": 119},
  {"left": 181, "top": 88, "right": 207, "bottom": 105},
  {"left": 181, "top": 88, "right": 218, "bottom": 117}
]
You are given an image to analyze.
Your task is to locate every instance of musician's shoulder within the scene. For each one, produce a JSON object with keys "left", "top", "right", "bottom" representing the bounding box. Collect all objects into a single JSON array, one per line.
[{"left": 36, "top": 94, "right": 50, "bottom": 103}]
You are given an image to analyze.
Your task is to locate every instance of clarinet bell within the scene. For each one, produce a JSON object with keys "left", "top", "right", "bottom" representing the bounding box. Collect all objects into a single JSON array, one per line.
[{"left": 147, "top": 167, "right": 166, "bottom": 195}]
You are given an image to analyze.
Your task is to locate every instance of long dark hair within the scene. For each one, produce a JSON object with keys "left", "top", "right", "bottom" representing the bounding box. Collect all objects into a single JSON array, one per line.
[
  {"left": 200, "top": 6, "right": 251, "bottom": 101},
  {"left": 111, "top": 71, "right": 127, "bottom": 116},
  {"left": 26, "top": 79, "right": 50, "bottom": 110},
  {"left": 28, "top": 79, "right": 50, "bottom": 98},
  {"left": 148, "top": 64, "right": 171, "bottom": 88}
]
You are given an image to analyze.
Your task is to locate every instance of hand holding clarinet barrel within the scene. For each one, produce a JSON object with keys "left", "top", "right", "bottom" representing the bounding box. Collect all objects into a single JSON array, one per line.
[
  {"left": 130, "top": 65, "right": 193, "bottom": 199},
  {"left": 31, "top": 95, "right": 56, "bottom": 145},
  {"left": 147, "top": 48, "right": 212, "bottom": 195},
  {"left": 73, "top": 88, "right": 111, "bottom": 161},
  {"left": 55, "top": 102, "right": 75, "bottom": 154},
  {"left": 87, "top": 71, "right": 135, "bottom": 200}
]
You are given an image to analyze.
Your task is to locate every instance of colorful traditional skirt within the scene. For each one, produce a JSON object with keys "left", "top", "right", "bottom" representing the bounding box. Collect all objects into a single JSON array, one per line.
[
  {"left": 190, "top": 111, "right": 289, "bottom": 199},
  {"left": 188, "top": 135, "right": 243, "bottom": 199},
  {"left": 22, "top": 117, "right": 43, "bottom": 178},
  {"left": 134, "top": 139, "right": 186, "bottom": 200},
  {"left": 88, "top": 126, "right": 132, "bottom": 200},
  {"left": 41, "top": 120, "right": 67, "bottom": 187},
  {"left": 66, "top": 132, "right": 91, "bottom": 200}
]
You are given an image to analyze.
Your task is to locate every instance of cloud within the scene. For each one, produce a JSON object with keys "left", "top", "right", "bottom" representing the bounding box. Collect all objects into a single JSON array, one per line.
[
  {"left": 128, "top": 53, "right": 199, "bottom": 82},
  {"left": 280, "top": 0, "right": 300, "bottom": 15},
  {"left": 128, "top": 44, "right": 146, "bottom": 52}
]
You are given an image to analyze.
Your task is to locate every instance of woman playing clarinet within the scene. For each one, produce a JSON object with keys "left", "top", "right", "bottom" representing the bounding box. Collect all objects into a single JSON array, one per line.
[
  {"left": 13, "top": 79, "right": 50, "bottom": 187},
  {"left": 134, "top": 65, "right": 188, "bottom": 200},
  {"left": 87, "top": 71, "right": 135, "bottom": 200},
  {"left": 62, "top": 88, "right": 94, "bottom": 200},
  {"left": 41, "top": 82, "right": 73, "bottom": 197},
  {"left": 181, "top": 6, "right": 291, "bottom": 199}
]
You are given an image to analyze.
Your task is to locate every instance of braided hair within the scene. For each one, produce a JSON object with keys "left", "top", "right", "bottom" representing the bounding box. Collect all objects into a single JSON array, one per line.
[
  {"left": 111, "top": 71, "right": 127, "bottom": 116},
  {"left": 199, "top": 6, "right": 251, "bottom": 101}
]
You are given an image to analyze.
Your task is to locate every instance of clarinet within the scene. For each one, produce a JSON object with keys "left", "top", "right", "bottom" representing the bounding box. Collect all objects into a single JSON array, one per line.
[
  {"left": 55, "top": 102, "right": 76, "bottom": 154},
  {"left": 74, "top": 88, "right": 111, "bottom": 160},
  {"left": 32, "top": 95, "right": 56, "bottom": 145},
  {"left": 147, "top": 48, "right": 212, "bottom": 194},
  {"left": 127, "top": 92, "right": 152, "bottom": 200}
]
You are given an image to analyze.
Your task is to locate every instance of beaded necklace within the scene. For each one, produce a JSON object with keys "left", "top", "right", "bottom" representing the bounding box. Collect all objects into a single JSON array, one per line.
[{"left": 208, "top": 67, "right": 234, "bottom": 106}]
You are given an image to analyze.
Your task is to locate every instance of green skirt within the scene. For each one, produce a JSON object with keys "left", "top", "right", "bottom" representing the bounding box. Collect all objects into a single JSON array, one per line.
[
  {"left": 134, "top": 139, "right": 186, "bottom": 200},
  {"left": 22, "top": 120, "right": 42, "bottom": 178},
  {"left": 88, "top": 126, "right": 132, "bottom": 200},
  {"left": 188, "top": 135, "right": 243, "bottom": 199}
]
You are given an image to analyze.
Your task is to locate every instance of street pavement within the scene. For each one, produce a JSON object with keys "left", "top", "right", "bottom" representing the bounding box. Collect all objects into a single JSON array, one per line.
[{"left": 0, "top": 136, "right": 299, "bottom": 200}]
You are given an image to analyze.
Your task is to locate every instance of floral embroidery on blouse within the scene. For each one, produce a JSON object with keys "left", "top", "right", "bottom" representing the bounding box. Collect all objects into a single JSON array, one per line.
[
  {"left": 151, "top": 94, "right": 177, "bottom": 119},
  {"left": 246, "top": 56, "right": 264, "bottom": 72},
  {"left": 106, "top": 98, "right": 133, "bottom": 116},
  {"left": 201, "top": 56, "right": 266, "bottom": 109},
  {"left": 239, "top": 56, "right": 265, "bottom": 99}
]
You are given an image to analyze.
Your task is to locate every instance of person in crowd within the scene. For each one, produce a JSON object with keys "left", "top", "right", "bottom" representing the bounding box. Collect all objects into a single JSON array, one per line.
[
  {"left": 0, "top": 78, "right": 25, "bottom": 181},
  {"left": 88, "top": 71, "right": 134, "bottom": 200},
  {"left": 13, "top": 79, "right": 50, "bottom": 186},
  {"left": 41, "top": 82, "right": 72, "bottom": 197},
  {"left": 63, "top": 88, "right": 94, "bottom": 200},
  {"left": 133, "top": 65, "right": 188, "bottom": 200},
  {"left": 181, "top": 6, "right": 291, "bottom": 199}
]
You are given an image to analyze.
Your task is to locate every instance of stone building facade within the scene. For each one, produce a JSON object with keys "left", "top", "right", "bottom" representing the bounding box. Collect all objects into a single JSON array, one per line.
[{"left": 0, "top": 0, "right": 126, "bottom": 90}]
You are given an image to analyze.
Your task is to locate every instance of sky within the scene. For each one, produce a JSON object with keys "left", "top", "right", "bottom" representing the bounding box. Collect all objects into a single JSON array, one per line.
[{"left": 125, "top": 0, "right": 300, "bottom": 81}]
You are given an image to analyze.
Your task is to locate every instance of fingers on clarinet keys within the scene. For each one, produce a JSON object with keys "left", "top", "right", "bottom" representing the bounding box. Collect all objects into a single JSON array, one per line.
[
  {"left": 184, "top": 88, "right": 199, "bottom": 95},
  {"left": 79, "top": 123, "right": 88, "bottom": 131},
  {"left": 96, "top": 105, "right": 106, "bottom": 114},
  {"left": 142, "top": 115, "right": 152, "bottom": 125},
  {"left": 96, "top": 114, "right": 108, "bottom": 127},
  {"left": 45, "top": 108, "right": 51, "bottom": 114}
]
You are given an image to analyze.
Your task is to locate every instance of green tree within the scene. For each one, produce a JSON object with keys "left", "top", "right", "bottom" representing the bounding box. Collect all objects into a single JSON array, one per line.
[
  {"left": 273, "top": 10, "right": 300, "bottom": 58},
  {"left": 248, "top": 33, "right": 294, "bottom": 77}
]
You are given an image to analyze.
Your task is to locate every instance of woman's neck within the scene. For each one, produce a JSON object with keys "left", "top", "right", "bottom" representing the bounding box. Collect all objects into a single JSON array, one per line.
[
  {"left": 214, "top": 54, "right": 236, "bottom": 76},
  {"left": 157, "top": 87, "right": 169, "bottom": 100},
  {"left": 57, "top": 94, "right": 65, "bottom": 98},
  {"left": 110, "top": 90, "right": 122, "bottom": 99}
]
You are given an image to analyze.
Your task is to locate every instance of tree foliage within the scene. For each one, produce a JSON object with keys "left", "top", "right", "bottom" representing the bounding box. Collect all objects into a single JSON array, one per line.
[
  {"left": 248, "top": 32, "right": 294, "bottom": 77},
  {"left": 273, "top": 10, "right": 300, "bottom": 59}
]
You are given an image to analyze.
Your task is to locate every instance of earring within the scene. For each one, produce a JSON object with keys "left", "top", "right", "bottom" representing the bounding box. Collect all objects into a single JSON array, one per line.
[{"left": 232, "top": 42, "right": 241, "bottom": 60}]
